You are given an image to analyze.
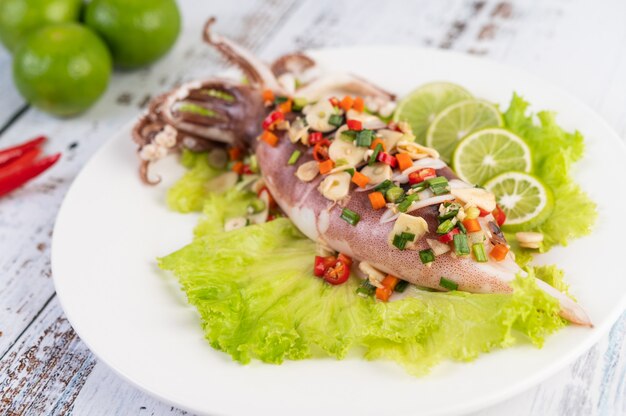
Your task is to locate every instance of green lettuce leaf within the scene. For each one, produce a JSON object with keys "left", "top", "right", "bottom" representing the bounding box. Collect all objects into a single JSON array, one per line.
[
  {"left": 167, "top": 150, "right": 223, "bottom": 213},
  {"left": 503, "top": 94, "right": 597, "bottom": 263}
]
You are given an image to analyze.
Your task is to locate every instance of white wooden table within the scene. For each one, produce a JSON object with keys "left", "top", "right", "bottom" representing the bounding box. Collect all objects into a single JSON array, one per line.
[{"left": 0, "top": 1, "right": 624, "bottom": 414}]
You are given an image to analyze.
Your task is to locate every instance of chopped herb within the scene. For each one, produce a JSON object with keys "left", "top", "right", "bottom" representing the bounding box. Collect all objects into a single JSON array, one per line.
[
  {"left": 427, "top": 176, "right": 450, "bottom": 196},
  {"left": 340, "top": 208, "right": 360, "bottom": 226},
  {"left": 369, "top": 143, "right": 383, "bottom": 165},
  {"left": 438, "top": 207, "right": 460, "bottom": 221},
  {"left": 345, "top": 168, "right": 355, "bottom": 177},
  {"left": 287, "top": 150, "right": 301, "bottom": 165},
  {"left": 341, "top": 130, "right": 358, "bottom": 142},
  {"left": 355, "top": 129, "right": 374, "bottom": 147},
  {"left": 453, "top": 233, "right": 470, "bottom": 255},
  {"left": 457, "top": 220, "right": 467, "bottom": 234},
  {"left": 437, "top": 218, "right": 456, "bottom": 234},
  {"left": 439, "top": 277, "right": 458, "bottom": 291},
  {"left": 419, "top": 249, "right": 435, "bottom": 264},
  {"left": 385, "top": 186, "right": 405, "bottom": 203},
  {"left": 392, "top": 233, "right": 409, "bottom": 250},
  {"left": 394, "top": 280, "right": 409, "bottom": 293},
  {"left": 472, "top": 243, "right": 488, "bottom": 262},
  {"left": 374, "top": 179, "right": 393, "bottom": 193},
  {"left": 400, "top": 232, "right": 416, "bottom": 241},
  {"left": 411, "top": 182, "right": 429, "bottom": 192},
  {"left": 397, "top": 193, "right": 419, "bottom": 212},
  {"left": 328, "top": 114, "right": 343, "bottom": 127},
  {"left": 356, "top": 279, "right": 377, "bottom": 297},
  {"left": 292, "top": 97, "right": 308, "bottom": 111},
  {"left": 274, "top": 96, "right": 288, "bottom": 105}
]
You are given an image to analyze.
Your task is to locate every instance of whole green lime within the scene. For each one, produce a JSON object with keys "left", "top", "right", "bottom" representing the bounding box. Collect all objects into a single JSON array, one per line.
[
  {"left": 13, "top": 23, "right": 112, "bottom": 117},
  {"left": 0, "top": 0, "right": 83, "bottom": 53},
  {"left": 85, "top": 0, "right": 181, "bottom": 69}
]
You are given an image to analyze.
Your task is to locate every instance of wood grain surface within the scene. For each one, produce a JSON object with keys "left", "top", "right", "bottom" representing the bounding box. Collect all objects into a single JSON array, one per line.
[{"left": 0, "top": 0, "right": 624, "bottom": 415}]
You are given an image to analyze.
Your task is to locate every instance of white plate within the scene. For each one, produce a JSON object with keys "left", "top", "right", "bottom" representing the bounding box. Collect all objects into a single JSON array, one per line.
[{"left": 52, "top": 47, "right": 626, "bottom": 416}]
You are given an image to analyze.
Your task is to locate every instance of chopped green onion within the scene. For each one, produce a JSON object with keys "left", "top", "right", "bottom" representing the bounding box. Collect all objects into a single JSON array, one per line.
[
  {"left": 457, "top": 220, "right": 467, "bottom": 234},
  {"left": 472, "top": 243, "right": 488, "bottom": 262},
  {"left": 355, "top": 130, "right": 374, "bottom": 147},
  {"left": 394, "top": 280, "right": 409, "bottom": 293},
  {"left": 247, "top": 199, "right": 266, "bottom": 214},
  {"left": 427, "top": 176, "right": 449, "bottom": 187},
  {"left": 345, "top": 168, "right": 355, "bottom": 177},
  {"left": 249, "top": 154, "right": 259, "bottom": 173},
  {"left": 411, "top": 182, "right": 429, "bottom": 192},
  {"left": 274, "top": 96, "right": 288, "bottom": 105},
  {"left": 328, "top": 114, "right": 343, "bottom": 127},
  {"left": 356, "top": 279, "right": 377, "bottom": 297},
  {"left": 369, "top": 143, "right": 383, "bottom": 165},
  {"left": 438, "top": 209, "right": 459, "bottom": 221},
  {"left": 392, "top": 233, "right": 408, "bottom": 250},
  {"left": 374, "top": 179, "right": 393, "bottom": 193},
  {"left": 419, "top": 249, "right": 435, "bottom": 264},
  {"left": 453, "top": 233, "right": 470, "bottom": 255},
  {"left": 340, "top": 208, "right": 360, "bottom": 226},
  {"left": 400, "top": 232, "right": 415, "bottom": 241},
  {"left": 397, "top": 193, "right": 419, "bottom": 212},
  {"left": 292, "top": 97, "right": 308, "bottom": 111},
  {"left": 437, "top": 218, "right": 456, "bottom": 234},
  {"left": 439, "top": 277, "right": 458, "bottom": 291},
  {"left": 287, "top": 150, "right": 301, "bottom": 165},
  {"left": 431, "top": 186, "right": 450, "bottom": 196},
  {"left": 385, "top": 186, "right": 405, "bottom": 203},
  {"left": 341, "top": 130, "right": 357, "bottom": 142}
]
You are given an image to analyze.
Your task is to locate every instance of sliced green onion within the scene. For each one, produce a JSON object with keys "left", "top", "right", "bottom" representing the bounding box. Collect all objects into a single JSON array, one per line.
[
  {"left": 385, "top": 186, "right": 405, "bottom": 203},
  {"left": 345, "top": 168, "right": 355, "bottom": 177},
  {"left": 453, "top": 233, "right": 470, "bottom": 255},
  {"left": 274, "top": 96, "right": 288, "bottom": 105},
  {"left": 355, "top": 130, "right": 374, "bottom": 147},
  {"left": 436, "top": 218, "right": 456, "bottom": 234},
  {"left": 356, "top": 279, "right": 377, "bottom": 297},
  {"left": 369, "top": 143, "right": 383, "bottom": 165},
  {"left": 292, "top": 97, "right": 308, "bottom": 111},
  {"left": 472, "top": 243, "right": 488, "bottom": 262},
  {"left": 287, "top": 150, "right": 301, "bottom": 165},
  {"left": 400, "top": 232, "right": 415, "bottom": 241},
  {"left": 457, "top": 220, "right": 467, "bottom": 234},
  {"left": 397, "top": 193, "right": 419, "bottom": 212},
  {"left": 340, "top": 208, "right": 360, "bottom": 226},
  {"left": 248, "top": 199, "right": 266, "bottom": 214},
  {"left": 394, "top": 280, "right": 409, "bottom": 293},
  {"left": 392, "top": 233, "right": 408, "bottom": 250},
  {"left": 328, "top": 114, "right": 343, "bottom": 127},
  {"left": 427, "top": 176, "right": 449, "bottom": 187},
  {"left": 374, "top": 179, "right": 393, "bottom": 193},
  {"left": 411, "top": 182, "right": 429, "bottom": 192},
  {"left": 419, "top": 249, "right": 435, "bottom": 264},
  {"left": 439, "top": 277, "right": 458, "bottom": 291},
  {"left": 438, "top": 209, "right": 459, "bottom": 221},
  {"left": 341, "top": 130, "right": 358, "bottom": 142}
]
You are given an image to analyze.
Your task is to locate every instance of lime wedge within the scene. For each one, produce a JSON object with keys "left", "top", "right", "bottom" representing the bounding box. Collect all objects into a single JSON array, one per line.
[
  {"left": 393, "top": 82, "right": 472, "bottom": 144},
  {"left": 484, "top": 172, "right": 553, "bottom": 231},
  {"left": 451, "top": 128, "right": 531, "bottom": 185},
  {"left": 426, "top": 99, "right": 503, "bottom": 162}
]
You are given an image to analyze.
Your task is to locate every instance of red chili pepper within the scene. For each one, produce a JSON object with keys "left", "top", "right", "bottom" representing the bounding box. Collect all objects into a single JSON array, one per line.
[
  {"left": 328, "top": 97, "right": 340, "bottom": 107},
  {"left": 346, "top": 119, "right": 362, "bottom": 131},
  {"left": 438, "top": 228, "right": 460, "bottom": 244},
  {"left": 261, "top": 110, "right": 284, "bottom": 130},
  {"left": 313, "top": 139, "right": 331, "bottom": 162},
  {"left": 408, "top": 168, "right": 437, "bottom": 185},
  {"left": 479, "top": 208, "right": 490, "bottom": 217},
  {"left": 0, "top": 136, "right": 46, "bottom": 168},
  {"left": 492, "top": 205, "right": 507, "bottom": 226},
  {"left": 376, "top": 151, "right": 397, "bottom": 168},
  {"left": 314, "top": 255, "right": 336, "bottom": 277},
  {"left": 308, "top": 131, "right": 323, "bottom": 145},
  {"left": 0, "top": 152, "right": 61, "bottom": 197},
  {"left": 323, "top": 255, "right": 351, "bottom": 285},
  {"left": 242, "top": 164, "right": 253, "bottom": 175}
]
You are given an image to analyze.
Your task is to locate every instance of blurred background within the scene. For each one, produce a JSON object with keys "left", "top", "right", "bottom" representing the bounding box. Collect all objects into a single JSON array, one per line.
[{"left": 0, "top": 0, "right": 624, "bottom": 415}]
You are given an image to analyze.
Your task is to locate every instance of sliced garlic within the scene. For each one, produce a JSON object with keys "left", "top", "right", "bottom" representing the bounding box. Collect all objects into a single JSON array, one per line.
[
  {"left": 450, "top": 187, "right": 496, "bottom": 212},
  {"left": 206, "top": 171, "right": 238, "bottom": 194},
  {"left": 319, "top": 172, "right": 351, "bottom": 201},
  {"left": 358, "top": 261, "right": 386, "bottom": 288},
  {"left": 396, "top": 140, "right": 440, "bottom": 160},
  {"left": 329, "top": 126, "right": 366, "bottom": 165},
  {"left": 304, "top": 99, "right": 337, "bottom": 132},
  {"left": 360, "top": 163, "right": 392, "bottom": 185},
  {"left": 516, "top": 232, "right": 543, "bottom": 249},
  {"left": 388, "top": 213, "right": 429, "bottom": 249},
  {"left": 427, "top": 238, "right": 451, "bottom": 256},
  {"left": 288, "top": 117, "right": 309, "bottom": 144},
  {"left": 296, "top": 160, "right": 319, "bottom": 182},
  {"left": 224, "top": 217, "right": 248, "bottom": 231},
  {"left": 346, "top": 109, "right": 387, "bottom": 129},
  {"left": 376, "top": 129, "right": 403, "bottom": 153}
]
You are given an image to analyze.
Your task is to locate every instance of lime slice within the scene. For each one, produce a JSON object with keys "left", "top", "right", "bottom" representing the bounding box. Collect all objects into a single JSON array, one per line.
[
  {"left": 451, "top": 128, "right": 531, "bottom": 185},
  {"left": 426, "top": 99, "right": 503, "bottom": 162},
  {"left": 484, "top": 172, "right": 553, "bottom": 231},
  {"left": 392, "top": 82, "right": 472, "bottom": 144}
]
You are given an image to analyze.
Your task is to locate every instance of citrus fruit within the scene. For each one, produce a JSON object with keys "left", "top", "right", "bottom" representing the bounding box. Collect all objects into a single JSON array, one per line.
[
  {"left": 85, "top": 0, "right": 181, "bottom": 68},
  {"left": 426, "top": 99, "right": 503, "bottom": 162},
  {"left": 0, "top": 0, "right": 82, "bottom": 53},
  {"left": 484, "top": 172, "right": 554, "bottom": 232},
  {"left": 13, "top": 23, "right": 112, "bottom": 117},
  {"left": 451, "top": 128, "right": 531, "bottom": 185},
  {"left": 392, "top": 82, "right": 472, "bottom": 144}
]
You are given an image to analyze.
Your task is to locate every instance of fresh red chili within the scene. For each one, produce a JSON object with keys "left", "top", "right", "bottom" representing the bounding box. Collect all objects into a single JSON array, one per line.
[
  {"left": 346, "top": 119, "right": 362, "bottom": 131},
  {"left": 492, "top": 205, "right": 507, "bottom": 226},
  {"left": 313, "top": 139, "right": 331, "bottom": 162},
  {"left": 314, "top": 255, "right": 336, "bottom": 277},
  {"left": 438, "top": 228, "right": 460, "bottom": 244},
  {"left": 408, "top": 168, "right": 436, "bottom": 185},
  {"left": 328, "top": 97, "right": 340, "bottom": 107},
  {"left": 0, "top": 153, "right": 61, "bottom": 197},
  {"left": 0, "top": 136, "right": 46, "bottom": 168},
  {"left": 323, "top": 254, "right": 352, "bottom": 285},
  {"left": 376, "top": 151, "right": 397, "bottom": 168},
  {"left": 261, "top": 110, "right": 284, "bottom": 130},
  {"left": 308, "top": 131, "right": 323, "bottom": 145}
]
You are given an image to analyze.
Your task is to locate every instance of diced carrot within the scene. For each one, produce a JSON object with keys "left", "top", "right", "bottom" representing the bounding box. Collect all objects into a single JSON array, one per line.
[
  {"left": 260, "top": 130, "right": 279, "bottom": 147},
  {"left": 278, "top": 99, "right": 292, "bottom": 113},
  {"left": 368, "top": 191, "right": 386, "bottom": 210},
  {"left": 318, "top": 159, "right": 334, "bottom": 174},
  {"left": 353, "top": 96, "right": 365, "bottom": 112},
  {"left": 370, "top": 138, "right": 386, "bottom": 152},
  {"left": 489, "top": 244, "right": 509, "bottom": 261},
  {"left": 396, "top": 153, "right": 413, "bottom": 172},
  {"left": 462, "top": 218, "right": 482, "bottom": 233},
  {"left": 351, "top": 171, "right": 371, "bottom": 188},
  {"left": 340, "top": 95, "right": 354, "bottom": 112},
  {"left": 375, "top": 274, "right": 400, "bottom": 302},
  {"left": 231, "top": 161, "right": 244, "bottom": 174},
  {"left": 228, "top": 147, "right": 242, "bottom": 161},
  {"left": 262, "top": 89, "right": 274, "bottom": 103}
]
